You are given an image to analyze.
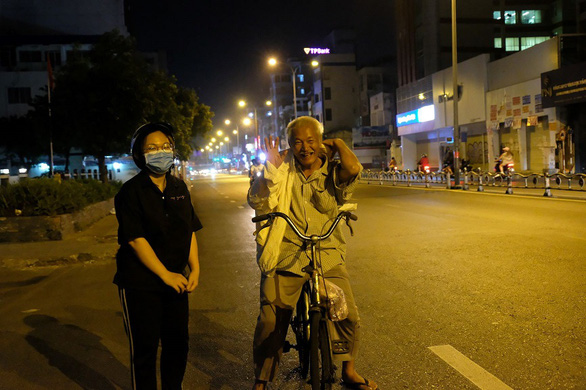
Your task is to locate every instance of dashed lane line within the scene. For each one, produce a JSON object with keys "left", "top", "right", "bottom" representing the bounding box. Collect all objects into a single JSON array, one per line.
[{"left": 429, "top": 345, "right": 514, "bottom": 390}]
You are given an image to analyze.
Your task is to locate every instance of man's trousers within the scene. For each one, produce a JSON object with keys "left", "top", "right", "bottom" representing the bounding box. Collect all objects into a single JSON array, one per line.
[{"left": 253, "top": 265, "right": 360, "bottom": 382}]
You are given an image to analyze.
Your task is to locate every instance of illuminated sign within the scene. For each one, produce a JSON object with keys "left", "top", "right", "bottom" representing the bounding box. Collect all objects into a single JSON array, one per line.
[
  {"left": 304, "top": 47, "right": 330, "bottom": 55},
  {"left": 396, "top": 105, "right": 435, "bottom": 127}
]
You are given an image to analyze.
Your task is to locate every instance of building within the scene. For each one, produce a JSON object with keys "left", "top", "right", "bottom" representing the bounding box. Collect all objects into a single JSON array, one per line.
[
  {"left": 395, "top": 0, "right": 573, "bottom": 86},
  {"left": 0, "top": 0, "right": 130, "bottom": 178},
  {"left": 394, "top": 0, "right": 585, "bottom": 173}
]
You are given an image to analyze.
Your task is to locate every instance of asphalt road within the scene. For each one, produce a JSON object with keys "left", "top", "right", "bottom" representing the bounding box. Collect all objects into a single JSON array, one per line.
[{"left": 0, "top": 174, "right": 584, "bottom": 389}]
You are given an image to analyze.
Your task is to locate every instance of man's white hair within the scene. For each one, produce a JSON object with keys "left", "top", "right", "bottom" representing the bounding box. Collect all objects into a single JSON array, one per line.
[{"left": 286, "top": 116, "right": 324, "bottom": 144}]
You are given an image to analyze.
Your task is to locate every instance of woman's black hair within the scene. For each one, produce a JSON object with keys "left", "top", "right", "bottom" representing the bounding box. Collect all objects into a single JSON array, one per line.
[{"left": 130, "top": 122, "right": 175, "bottom": 170}]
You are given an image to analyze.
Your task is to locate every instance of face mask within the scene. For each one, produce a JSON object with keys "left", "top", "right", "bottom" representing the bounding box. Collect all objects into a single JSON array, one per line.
[{"left": 145, "top": 150, "right": 174, "bottom": 174}]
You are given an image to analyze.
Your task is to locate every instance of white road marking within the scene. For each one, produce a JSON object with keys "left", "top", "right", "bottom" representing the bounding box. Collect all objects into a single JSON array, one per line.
[
  {"left": 429, "top": 345, "right": 513, "bottom": 390},
  {"left": 21, "top": 308, "right": 39, "bottom": 313},
  {"left": 224, "top": 196, "right": 229, "bottom": 198},
  {"left": 230, "top": 200, "right": 236, "bottom": 203},
  {"left": 237, "top": 206, "right": 244, "bottom": 209}
]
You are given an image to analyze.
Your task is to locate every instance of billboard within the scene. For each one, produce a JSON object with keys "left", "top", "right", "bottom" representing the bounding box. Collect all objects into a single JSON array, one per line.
[{"left": 541, "top": 62, "right": 586, "bottom": 108}]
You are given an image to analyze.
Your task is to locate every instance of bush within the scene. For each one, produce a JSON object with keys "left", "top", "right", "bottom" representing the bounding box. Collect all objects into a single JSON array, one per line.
[{"left": 0, "top": 178, "right": 122, "bottom": 217}]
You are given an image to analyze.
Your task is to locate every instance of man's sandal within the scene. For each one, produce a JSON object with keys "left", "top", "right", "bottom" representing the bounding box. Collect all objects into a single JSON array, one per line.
[{"left": 341, "top": 377, "right": 378, "bottom": 389}]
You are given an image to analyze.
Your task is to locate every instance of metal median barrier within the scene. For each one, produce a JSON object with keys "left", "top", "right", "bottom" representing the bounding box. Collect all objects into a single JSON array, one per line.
[{"left": 361, "top": 169, "right": 586, "bottom": 197}]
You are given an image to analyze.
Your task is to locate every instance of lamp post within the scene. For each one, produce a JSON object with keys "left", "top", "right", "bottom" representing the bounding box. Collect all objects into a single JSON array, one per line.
[
  {"left": 452, "top": 0, "right": 461, "bottom": 188},
  {"left": 268, "top": 58, "right": 319, "bottom": 119}
]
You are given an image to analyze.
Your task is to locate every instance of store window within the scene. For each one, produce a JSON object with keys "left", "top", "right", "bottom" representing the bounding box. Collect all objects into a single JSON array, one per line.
[
  {"left": 505, "top": 37, "right": 520, "bottom": 51},
  {"left": 7, "top": 87, "right": 31, "bottom": 104},
  {"left": 521, "top": 10, "right": 542, "bottom": 24},
  {"left": 504, "top": 11, "right": 516, "bottom": 24},
  {"left": 494, "top": 37, "right": 503, "bottom": 49}
]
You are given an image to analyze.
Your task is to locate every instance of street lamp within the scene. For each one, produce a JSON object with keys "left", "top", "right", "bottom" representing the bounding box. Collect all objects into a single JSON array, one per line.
[
  {"left": 268, "top": 57, "right": 319, "bottom": 119},
  {"left": 217, "top": 130, "right": 223, "bottom": 136}
]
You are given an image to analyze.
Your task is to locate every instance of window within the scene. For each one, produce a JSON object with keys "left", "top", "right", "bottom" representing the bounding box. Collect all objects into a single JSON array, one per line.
[
  {"left": 298, "top": 74, "right": 304, "bottom": 82},
  {"left": 0, "top": 47, "right": 16, "bottom": 67},
  {"left": 494, "top": 37, "right": 503, "bottom": 49},
  {"left": 7, "top": 87, "right": 31, "bottom": 104},
  {"left": 520, "top": 36, "right": 550, "bottom": 50},
  {"left": 300, "top": 88, "right": 305, "bottom": 95},
  {"left": 315, "top": 94, "right": 320, "bottom": 103},
  {"left": 505, "top": 37, "right": 519, "bottom": 51},
  {"left": 504, "top": 11, "right": 516, "bottom": 24},
  {"left": 45, "top": 51, "right": 62, "bottom": 66},
  {"left": 521, "top": 10, "right": 541, "bottom": 24},
  {"left": 325, "top": 108, "right": 332, "bottom": 121},
  {"left": 19, "top": 50, "right": 42, "bottom": 63},
  {"left": 324, "top": 87, "right": 331, "bottom": 100},
  {"left": 493, "top": 11, "right": 501, "bottom": 20}
]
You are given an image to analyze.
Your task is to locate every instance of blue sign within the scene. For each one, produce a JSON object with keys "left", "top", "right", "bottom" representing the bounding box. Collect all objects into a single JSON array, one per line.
[{"left": 396, "top": 105, "right": 435, "bottom": 127}]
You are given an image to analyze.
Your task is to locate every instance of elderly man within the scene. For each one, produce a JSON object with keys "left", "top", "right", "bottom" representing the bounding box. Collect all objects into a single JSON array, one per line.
[{"left": 248, "top": 116, "right": 377, "bottom": 390}]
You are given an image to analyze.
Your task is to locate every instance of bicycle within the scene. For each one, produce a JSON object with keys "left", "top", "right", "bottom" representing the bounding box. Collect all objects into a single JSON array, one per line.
[{"left": 252, "top": 210, "right": 357, "bottom": 390}]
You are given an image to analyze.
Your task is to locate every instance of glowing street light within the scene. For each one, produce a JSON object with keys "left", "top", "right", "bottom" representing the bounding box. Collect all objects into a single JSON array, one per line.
[
  {"left": 232, "top": 129, "right": 238, "bottom": 135},
  {"left": 242, "top": 117, "right": 252, "bottom": 126},
  {"left": 211, "top": 137, "right": 216, "bottom": 142},
  {"left": 224, "top": 136, "right": 229, "bottom": 142},
  {"left": 224, "top": 119, "right": 231, "bottom": 125},
  {"left": 238, "top": 100, "right": 246, "bottom": 108},
  {"left": 217, "top": 130, "right": 223, "bottom": 136},
  {"left": 268, "top": 57, "right": 318, "bottom": 118},
  {"left": 266, "top": 100, "right": 272, "bottom": 106}
]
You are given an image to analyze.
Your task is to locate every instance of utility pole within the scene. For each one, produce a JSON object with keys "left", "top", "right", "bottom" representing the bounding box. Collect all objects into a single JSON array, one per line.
[{"left": 452, "top": 0, "right": 461, "bottom": 188}]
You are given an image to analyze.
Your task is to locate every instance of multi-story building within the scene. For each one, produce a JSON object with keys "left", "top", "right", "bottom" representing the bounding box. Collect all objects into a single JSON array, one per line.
[
  {"left": 395, "top": 0, "right": 569, "bottom": 86},
  {"left": 394, "top": 0, "right": 585, "bottom": 173},
  {"left": 0, "top": 0, "right": 130, "bottom": 178},
  {"left": 311, "top": 52, "right": 359, "bottom": 144}
]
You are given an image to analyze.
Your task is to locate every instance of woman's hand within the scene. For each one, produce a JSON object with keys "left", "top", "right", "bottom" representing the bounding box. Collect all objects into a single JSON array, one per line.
[
  {"left": 262, "top": 136, "right": 288, "bottom": 168},
  {"left": 161, "top": 271, "right": 188, "bottom": 293},
  {"left": 186, "top": 272, "right": 199, "bottom": 293}
]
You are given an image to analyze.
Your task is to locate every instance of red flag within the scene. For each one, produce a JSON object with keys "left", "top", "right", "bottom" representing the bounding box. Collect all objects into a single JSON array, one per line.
[{"left": 47, "top": 55, "right": 55, "bottom": 90}]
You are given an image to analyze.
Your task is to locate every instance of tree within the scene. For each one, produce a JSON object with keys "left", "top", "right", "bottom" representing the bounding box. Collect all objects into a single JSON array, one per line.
[{"left": 29, "top": 30, "right": 214, "bottom": 182}]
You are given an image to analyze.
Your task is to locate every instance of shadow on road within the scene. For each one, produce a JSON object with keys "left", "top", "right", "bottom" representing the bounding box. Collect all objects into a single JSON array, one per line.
[{"left": 24, "top": 314, "right": 129, "bottom": 390}]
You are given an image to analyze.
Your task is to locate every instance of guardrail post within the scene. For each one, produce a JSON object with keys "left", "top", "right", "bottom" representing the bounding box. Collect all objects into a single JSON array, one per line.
[
  {"left": 543, "top": 174, "right": 553, "bottom": 197},
  {"left": 392, "top": 171, "right": 397, "bottom": 186},
  {"left": 445, "top": 171, "right": 451, "bottom": 189},
  {"left": 407, "top": 170, "right": 412, "bottom": 187},
  {"left": 425, "top": 172, "right": 430, "bottom": 188},
  {"left": 463, "top": 170, "right": 469, "bottom": 190},
  {"left": 477, "top": 173, "right": 484, "bottom": 192},
  {"left": 505, "top": 173, "right": 513, "bottom": 194}
]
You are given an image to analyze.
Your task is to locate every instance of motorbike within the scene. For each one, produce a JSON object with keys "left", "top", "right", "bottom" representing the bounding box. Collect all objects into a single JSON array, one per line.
[{"left": 494, "top": 159, "right": 514, "bottom": 174}]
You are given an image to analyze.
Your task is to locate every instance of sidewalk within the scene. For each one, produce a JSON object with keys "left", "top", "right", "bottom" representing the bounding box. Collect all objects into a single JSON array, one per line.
[{"left": 0, "top": 214, "right": 119, "bottom": 269}]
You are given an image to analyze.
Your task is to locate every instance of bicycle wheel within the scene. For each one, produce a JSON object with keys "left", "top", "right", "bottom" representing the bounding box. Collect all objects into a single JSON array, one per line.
[
  {"left": 293, "top": 287, "right": 310, "bottom": 378},
  {"left": 309, "top": 310, "right": 334, "bottom": 390}
]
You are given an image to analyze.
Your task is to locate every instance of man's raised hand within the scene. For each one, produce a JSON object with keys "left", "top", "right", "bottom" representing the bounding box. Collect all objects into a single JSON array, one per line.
[{"left": 262, "top": 136, "right": 287, "bottom": 168}]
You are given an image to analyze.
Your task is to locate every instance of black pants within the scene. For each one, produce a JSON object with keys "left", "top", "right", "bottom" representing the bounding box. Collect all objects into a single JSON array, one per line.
[{"left": 118, "top": 287, "right": 189, "bottom": 390}]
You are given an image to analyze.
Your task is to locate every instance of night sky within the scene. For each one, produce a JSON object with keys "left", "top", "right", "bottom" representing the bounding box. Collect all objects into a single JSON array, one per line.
[{"left": 126, "top": 0, "right": 395, "bottom": 125}]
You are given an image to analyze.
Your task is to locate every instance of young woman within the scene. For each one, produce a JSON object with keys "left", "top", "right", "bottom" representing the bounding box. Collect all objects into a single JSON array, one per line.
[{"left": 114, "top": 122, "right": 202, "bottom": 390}]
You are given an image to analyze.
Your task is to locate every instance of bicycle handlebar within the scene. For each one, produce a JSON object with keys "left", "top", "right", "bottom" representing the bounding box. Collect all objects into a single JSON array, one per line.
[{"left": 252, "top": 211, "right": 357, "bottom": 241}]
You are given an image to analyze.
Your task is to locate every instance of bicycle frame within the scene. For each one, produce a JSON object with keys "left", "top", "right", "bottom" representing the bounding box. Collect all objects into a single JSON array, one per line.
[{"left": 252, "top": 211, "right": 357, "bottom": 387}]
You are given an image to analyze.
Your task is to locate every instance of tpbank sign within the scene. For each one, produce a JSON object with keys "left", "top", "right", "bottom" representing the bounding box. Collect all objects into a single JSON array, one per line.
[
  {"left": 396, "top": 105, "right": 435, "bottom": 127},
  {"left": 304, "top": 47, "right": 330, "bottom": 55}
]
